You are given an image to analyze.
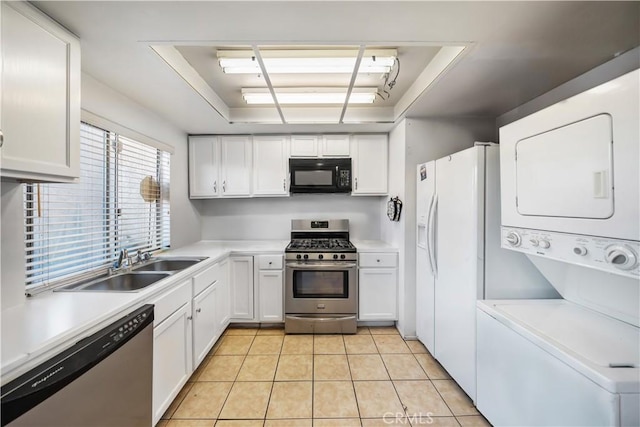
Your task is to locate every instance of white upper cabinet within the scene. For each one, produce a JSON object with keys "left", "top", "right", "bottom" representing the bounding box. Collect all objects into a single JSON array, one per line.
[
  {"left": 189, "top": 136, "right": 220, "bottom": 198},
  {"left": 290, "top": 134, "right": 350, "bottom": 157},
  {"left": 321, "top": 135, "right": 350, "bottom": 157},
  {"left": 253, "top": 136, "right": 289, "bottom": 196},
  {"left": 351, "top": 134, "right": 388, "bottom": 195},
  {"left": 220, "top": 136, "right": 252, "bottom": 196},
  {"left": 189, "top": 135, "right": 252, "bottom": 198},
  {"left": 290, "top": 135, "right": 319, "bottom": 157},
  {"left": 1, "top": 2, "right": 80, "bottom": 182}
]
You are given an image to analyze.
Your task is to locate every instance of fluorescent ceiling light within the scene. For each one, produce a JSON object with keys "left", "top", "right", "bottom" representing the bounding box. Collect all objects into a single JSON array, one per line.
[
  {"left": 219, "top": 49, "right": 396, "bottom": 74},
  {"left": 241, "top": 88, "right": 377, "bottom": 105}
]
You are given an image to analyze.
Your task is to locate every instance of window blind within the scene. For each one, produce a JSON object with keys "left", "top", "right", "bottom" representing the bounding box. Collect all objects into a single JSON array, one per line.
[{"left": 24, "top": 122, "right": 171, "bottom": 290}]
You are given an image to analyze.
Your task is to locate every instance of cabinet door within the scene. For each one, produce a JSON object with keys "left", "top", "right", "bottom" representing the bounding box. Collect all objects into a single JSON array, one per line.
[
  {"left": 290, "top": 135, "right": 318, "bottom": 157},
  {"left": 352, "top": 134, "right": 388, "bottom": 195},
  {"left": 1, "top": 2, "right": 80, "bottom": 182},
  {"left": 189, "top": 136, "right": 220, "bottom": 198},
  {"left": 216, "top": 260, "right": 231, "bottom": 330},
  {"left": 321, "top": 135, "right": 350, "bottom": 157},
  {"left": 221, "top": 136, "right": 252, "bottom": 196},
  {"left": 153, "top": 302, "right": 193, "bottom": 425},
  {"left": 230, "top": 256, "right": 254, "bottom": 319},
  {"left": 253, "top": 136, "right": 289, "bottom": 196},
  {"left": 193, "top": 283, "right": 219, "bottom": 367},
  {"left": 259, "top": 270, "right": 283, "bottom": 322},
  {"left": 358, "top": 268, "right": 397, "bottom": 320}
]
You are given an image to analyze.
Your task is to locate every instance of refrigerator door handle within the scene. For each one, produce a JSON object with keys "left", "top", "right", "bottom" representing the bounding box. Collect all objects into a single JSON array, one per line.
[
  {"left": 428, "top": 194, "right": 438, "bottom": 276},
  {"left": 424, "top": 193, "right": 435, "bottom": 274}
]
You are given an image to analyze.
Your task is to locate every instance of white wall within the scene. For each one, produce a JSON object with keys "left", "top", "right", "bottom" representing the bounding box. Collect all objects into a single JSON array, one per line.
[
  {"left": 197, "top": 195, "right": 383, "bottom": 241},
  {"left": 1, "top": 183, "right": 26, "bottom": 309},
  {"left": 497, "top": 47, "right": 639, "bottom": 127},
  {"left": 81, "top": 73, "right": 201, "bottom": 250},
  {"left": 382, "top": 117, "right": 496, "bottom": 337}
]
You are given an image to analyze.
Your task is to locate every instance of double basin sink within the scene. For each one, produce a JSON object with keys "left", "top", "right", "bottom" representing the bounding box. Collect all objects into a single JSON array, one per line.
[{"left": 57, "top": 257, "right": 207, "bottom": 292}]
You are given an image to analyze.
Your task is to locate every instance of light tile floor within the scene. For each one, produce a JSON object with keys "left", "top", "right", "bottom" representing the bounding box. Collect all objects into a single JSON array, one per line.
[{"left": 157, "top": 326, "right": 492, "bottom": 427}]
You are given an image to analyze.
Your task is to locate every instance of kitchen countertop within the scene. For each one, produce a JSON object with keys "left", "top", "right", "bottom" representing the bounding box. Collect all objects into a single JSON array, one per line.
[
  {"left": 1, "top": 240, "right": 287, "bottom": 384},
  {"left": 1, "top": 238, "right": 396, "bottom": 382},
  {"left": 351, "top": 239, "right": 399, "bottom": 252}
]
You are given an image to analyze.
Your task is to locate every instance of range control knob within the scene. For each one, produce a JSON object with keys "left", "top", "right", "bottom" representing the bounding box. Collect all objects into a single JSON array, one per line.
[
  {"left": 573, "top": 246, "right": 588, "bottom": 256},
  {"left": 296, "top": 254, "right": 302, "bottom": 260},
  {"left": 539, "top": 240, "right": 551, "bottom": 249},
  {"left": 333, "top": 254, "right": 339, "bottom": 260},
  {"left": 505, "top": 231, "right": 521, "bottom": 247},
  {"left": 605, "top": 245, "right": 638, "bottom": 270},
  {"left": 303, "top": 254, "right": 309, "bottom": 260},
  {"left": 340, "top": 254, "right": 346, "bottom": 260},
  {"left": 318, "top": 254, "right": 324, "bottom": 260},
  {"left": 529, "top": 239, "right": 539, "bottom": 247}
]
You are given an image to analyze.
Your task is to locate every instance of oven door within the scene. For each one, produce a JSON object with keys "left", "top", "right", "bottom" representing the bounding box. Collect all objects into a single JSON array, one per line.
[{"left": 285, "top": 261, "right": 357, "bottom": 314}]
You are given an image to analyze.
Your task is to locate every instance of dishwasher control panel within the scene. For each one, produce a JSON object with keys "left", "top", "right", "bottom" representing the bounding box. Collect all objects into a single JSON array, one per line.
[{"left": 111, "top": 309, "right": 151, "bottom": 344}]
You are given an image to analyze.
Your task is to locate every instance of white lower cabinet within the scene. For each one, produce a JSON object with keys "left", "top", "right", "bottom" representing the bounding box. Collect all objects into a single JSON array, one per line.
[
  {"left": 192, "top": 283, "right": 219, "bottom": 367},
  {"left": 215, "top": 259, "right": 231, "bottom": 329},
  {"left": 258, "top": 270, "right": 283, "bottom": 322},
  {"left": 256, "top": 255, "right": 284, "bottom": 322},
  {"left": 152, "top": 300, "right": 193, "bottom": 425},
  {"left": 230, "top": 256, "right": 254, "bottom": 320},
  {"left": 358, "top": 252, "right": 398, "bottom": 321}
]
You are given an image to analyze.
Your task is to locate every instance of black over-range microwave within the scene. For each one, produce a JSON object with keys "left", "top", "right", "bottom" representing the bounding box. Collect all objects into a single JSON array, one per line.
[{"left": 289, "top": 158, "right": 352, "bottom": 193}]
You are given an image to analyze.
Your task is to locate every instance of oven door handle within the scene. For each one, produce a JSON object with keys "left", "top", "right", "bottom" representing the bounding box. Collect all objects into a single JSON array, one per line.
[
  {"left": 285, "top": 262, "right": 357, "bottom": 269},
  {"left": 286, "top": 315, "right": 357, "bottom": 323}
]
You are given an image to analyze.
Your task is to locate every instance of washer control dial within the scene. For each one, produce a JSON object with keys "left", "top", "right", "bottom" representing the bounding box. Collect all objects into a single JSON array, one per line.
[
  {"left": 538, "top": 240, "right": 551, "bottom": 249},
  {"left": 605, "top": 245, "right": 638, "bottom": 270},
  {"left": 505, "top": 231, "right": 521, "bottom": 247},
  {"left": 573, "top": 246, "right": 588, "bottom": 256},
  {"left": 529, "top": 239, "right": 539, "bottom": 247}
]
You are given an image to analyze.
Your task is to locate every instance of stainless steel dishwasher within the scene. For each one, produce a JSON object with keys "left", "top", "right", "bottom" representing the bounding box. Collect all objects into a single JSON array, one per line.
[{"left": 1, "top": 304, "right": 154, "bottom": 426}]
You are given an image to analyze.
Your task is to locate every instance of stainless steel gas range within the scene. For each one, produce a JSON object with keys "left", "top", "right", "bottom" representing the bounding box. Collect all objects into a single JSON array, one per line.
[{"left": 284, "top": 219, "right": 358, "bottom": 334}]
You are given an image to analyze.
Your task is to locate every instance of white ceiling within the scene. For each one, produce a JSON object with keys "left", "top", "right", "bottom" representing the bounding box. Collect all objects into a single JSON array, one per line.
[{"left": 33, "top": 1, "right": 640, "bottom": 134}]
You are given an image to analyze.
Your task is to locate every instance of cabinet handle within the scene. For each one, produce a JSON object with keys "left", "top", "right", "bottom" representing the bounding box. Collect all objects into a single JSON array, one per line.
[
  {"left": 355, "top": 177, "right": 358, "bottom": 190},
  {"left": 214, "top": 180, "right": 217, "bottom": 192},
  {"left": 0, "top": 130, "right": 3, "bottom": 148},
  {"left": 196, "top": 308, "right": 202, "bottom": 313},
  {"left": 283, "top": 179, "right": 286, "bottom": 191},
  {"left": 377, "top": 259, "right": 381, "bottom": 263},
  {"left": 269, "top": 261, "right": 273, "bottom": 265},
  {"left": 187, "top": 315, "right": 193, "bottom": 320},
  {"left": 223, "top": 181, "right": 226, "bottom": 192}
]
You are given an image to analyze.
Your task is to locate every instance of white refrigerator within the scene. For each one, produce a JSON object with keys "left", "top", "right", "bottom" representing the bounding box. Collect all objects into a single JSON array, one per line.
[{"left": 415, "top": 144, "right": 557, "bottom": 401}]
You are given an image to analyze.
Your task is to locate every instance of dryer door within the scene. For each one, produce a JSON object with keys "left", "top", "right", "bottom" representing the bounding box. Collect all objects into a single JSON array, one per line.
[{"left": 515, "top": 114, "right": 613, "bottom": 219}]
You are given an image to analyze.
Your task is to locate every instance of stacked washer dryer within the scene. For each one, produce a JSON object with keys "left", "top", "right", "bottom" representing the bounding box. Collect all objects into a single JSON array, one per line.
[{"left": 477, "top": 69, "right": 640, "bottom": 426}]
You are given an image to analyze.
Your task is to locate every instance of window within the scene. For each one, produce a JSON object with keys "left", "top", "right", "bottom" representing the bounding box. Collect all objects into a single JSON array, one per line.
[{"left": 24, "top": 122, "right": 171, "bottom": 290}]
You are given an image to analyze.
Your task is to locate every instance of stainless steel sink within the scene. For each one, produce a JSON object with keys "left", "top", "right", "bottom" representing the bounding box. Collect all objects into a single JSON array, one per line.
[
  {"left": 133, "top": 258, "right": 206, "bottom": 272},
  {"left": 55, "top": 257, "right": 207, "bottom": 292},
  {"left": 58, "top": 272, "right": 170, "bottom": 292}
]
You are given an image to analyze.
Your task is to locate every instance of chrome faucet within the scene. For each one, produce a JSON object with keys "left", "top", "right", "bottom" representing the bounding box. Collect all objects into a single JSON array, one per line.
[
  {"left": 113, "top": 249, "right": 128, "bottom": 270},
  {"left": 111, "top": 249, "right": 151, "bottom": 274}
]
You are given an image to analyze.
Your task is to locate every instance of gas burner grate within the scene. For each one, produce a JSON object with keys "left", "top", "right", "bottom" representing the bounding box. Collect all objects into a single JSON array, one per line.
[{"left": 287, "top": 238, "right": 355, "bottom": 252}]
